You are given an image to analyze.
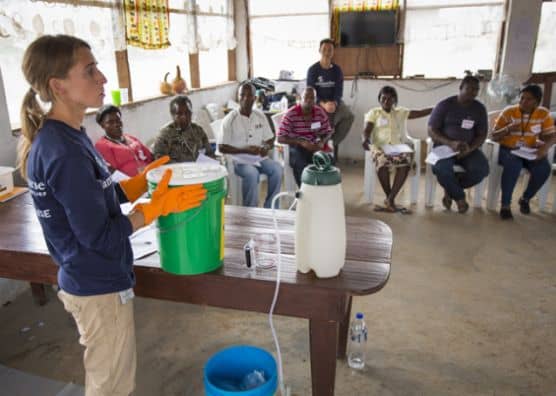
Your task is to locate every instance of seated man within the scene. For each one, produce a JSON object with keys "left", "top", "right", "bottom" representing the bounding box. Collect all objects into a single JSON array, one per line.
[
  {"left": 219, "top": 83, "right": 283, "bottom": 208},
  {"left": 277, "top": 86, "right": 332, "bottom": 186},
  {"left": 490, "top": 84, "right": 555, "bottom": 219},
  {"left": 428, "top": 75, "right": 489, "bottom": 213},
  {"left": 153, "top": 95, "right": 214, "bottom": 162},
  {"left": 307, "top": 38, "right": 354, "bottom": 160},
  {"left": 94, "top": 104, "right": 153, "bottom": 176}
]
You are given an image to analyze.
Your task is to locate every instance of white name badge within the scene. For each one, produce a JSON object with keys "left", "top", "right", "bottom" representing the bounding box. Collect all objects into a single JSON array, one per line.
[
  {"left": 119, "top": 288, "right": 135, "bottom": 304},
  {"left": 311, "top": 122, "right": 321, "bottom": 130},
  {"left": 531, "top": 124, "right": 541, "bottom": 134},
  {"left": 377, "top": 117, "right": 388, "bottom": 127},
  {"left": 461, "top": 119, "right": 475, "bottom": 130}
]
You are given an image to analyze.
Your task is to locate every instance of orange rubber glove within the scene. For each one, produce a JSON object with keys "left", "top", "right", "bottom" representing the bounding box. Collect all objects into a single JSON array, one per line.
[
  {"left": 133, "top": 169, "right": 207, "bottom": 225},
  {"left": 119, "top": 156, "right": 170, "bottom": 203}
]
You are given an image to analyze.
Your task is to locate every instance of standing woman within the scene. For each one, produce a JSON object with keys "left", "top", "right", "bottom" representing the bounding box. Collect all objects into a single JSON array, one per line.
[
  {"left": 18, "top": 35, "right": 206, "bottom": 396},
  {"left": 362, "top": 85, "right": 432, "bottom": 213}
]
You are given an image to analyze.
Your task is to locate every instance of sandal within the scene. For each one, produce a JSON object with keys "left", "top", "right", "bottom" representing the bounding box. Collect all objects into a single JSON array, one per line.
[
  {"left": 374, "top": 204, "right": 397, "bottom": 213},
  {"left": 442, "top": 195, "right": 452, "bottom": 211},
  {"left": 456, "top": 199, "right": 469, "bottom": 214}
]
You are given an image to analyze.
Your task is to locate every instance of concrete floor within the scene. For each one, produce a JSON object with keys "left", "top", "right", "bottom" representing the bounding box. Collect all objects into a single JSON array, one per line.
[{"left": 0, "top": 162, "right": 555, "bottom": 396}]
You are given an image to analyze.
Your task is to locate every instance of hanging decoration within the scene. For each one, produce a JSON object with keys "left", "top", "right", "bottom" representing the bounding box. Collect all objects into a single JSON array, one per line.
[{"left": 124, "top": 0, "right": 171, "bottom": 49}]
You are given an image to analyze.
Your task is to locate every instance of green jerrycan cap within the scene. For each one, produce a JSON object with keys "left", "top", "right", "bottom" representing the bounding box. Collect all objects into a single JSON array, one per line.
[{"left": 301, "top": 151, "right": 342, "bottom": 186}]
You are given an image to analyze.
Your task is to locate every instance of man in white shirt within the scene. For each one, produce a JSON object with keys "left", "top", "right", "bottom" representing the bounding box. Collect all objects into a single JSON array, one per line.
[{"left": 219, "top": 83, "right": 283, "bottom": 208}]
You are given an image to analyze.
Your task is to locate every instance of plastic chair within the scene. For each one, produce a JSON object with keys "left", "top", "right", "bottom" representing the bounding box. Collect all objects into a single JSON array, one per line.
[
  {"left": 424, "top": 137, "right": 487, "bottom": 208},
  {"left": 270, "top": 112, "right": 297, "bottom": 194},
  {"left": 363, "top": 125, "right": 422, "bottom": 205}
]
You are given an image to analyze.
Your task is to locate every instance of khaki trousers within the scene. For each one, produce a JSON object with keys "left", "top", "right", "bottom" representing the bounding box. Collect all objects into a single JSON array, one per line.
[{"left": 58, "top": 290, "right": 136, "bottom": 396}]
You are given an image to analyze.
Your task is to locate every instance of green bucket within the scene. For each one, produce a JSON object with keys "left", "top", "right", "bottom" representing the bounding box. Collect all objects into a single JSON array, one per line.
[{"left": 146, "top": 163, "right": 228, "bottom": 275}]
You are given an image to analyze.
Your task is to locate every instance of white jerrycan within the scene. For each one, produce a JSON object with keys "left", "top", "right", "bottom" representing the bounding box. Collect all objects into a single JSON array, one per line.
[{"left": 295, "top": 151, "right": 346, "bottom": 278}]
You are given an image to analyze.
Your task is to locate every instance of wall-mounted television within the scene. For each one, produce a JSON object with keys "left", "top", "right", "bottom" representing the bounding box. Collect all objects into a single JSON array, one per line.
[{"left": 339, "top": 11, "right": 397, "bottom": 47}]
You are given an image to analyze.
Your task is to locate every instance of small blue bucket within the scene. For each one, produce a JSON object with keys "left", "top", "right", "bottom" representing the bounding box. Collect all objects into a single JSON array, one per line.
[{"left": 204, "top": 345, "right": 278, "bottom": 396}]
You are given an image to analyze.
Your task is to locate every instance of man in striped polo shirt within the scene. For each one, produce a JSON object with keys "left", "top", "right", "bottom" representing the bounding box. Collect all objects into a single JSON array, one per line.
[{"left": 277, "top": 87, "right": 332, "bottom": 186}]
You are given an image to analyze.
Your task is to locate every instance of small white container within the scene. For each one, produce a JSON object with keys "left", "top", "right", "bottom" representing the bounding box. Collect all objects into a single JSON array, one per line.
[{"left": 0, "top": 166, "right": 15, "bottom": 195}]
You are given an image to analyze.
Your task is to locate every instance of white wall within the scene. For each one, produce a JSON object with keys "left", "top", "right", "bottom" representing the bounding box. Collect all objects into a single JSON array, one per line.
[{"left": 0, "top": 66, "right": 16, "bottom": 167}]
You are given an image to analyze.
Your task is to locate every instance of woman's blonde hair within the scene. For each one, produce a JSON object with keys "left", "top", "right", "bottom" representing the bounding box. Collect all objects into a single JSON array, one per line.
[{"left": 18, "top": 34, "right": 90, "bottom": 179}]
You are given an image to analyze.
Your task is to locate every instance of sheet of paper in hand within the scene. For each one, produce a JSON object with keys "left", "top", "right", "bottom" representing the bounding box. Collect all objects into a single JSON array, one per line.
[{"left": 381, "top": 144, "right": 413, "bottom": 156}]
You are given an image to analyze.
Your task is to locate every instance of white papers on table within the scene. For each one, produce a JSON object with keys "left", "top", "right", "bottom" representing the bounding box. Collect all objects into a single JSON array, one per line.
[
  {"left": 425, "top": 145, "right": 459, "bottom": 165},
  {"left": 129, "top": 225, "right": 158, "bottom": 260},
  {"left": 111, "top": 170, "right": 130, "bottom": 182},
  {"left": 511, "top": 146, "right": 537, "bottom": 160},
  {"left": 231, "top": 154, "right": 265, "bottom": 166},
  {"left": 381, "top": 144, "right": 413, "bottom": 156},
  {"left": 196, "top": 153, "right": 220, "bottom": 165}
]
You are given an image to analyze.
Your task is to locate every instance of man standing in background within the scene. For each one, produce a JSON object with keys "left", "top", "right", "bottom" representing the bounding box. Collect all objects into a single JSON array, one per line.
[{"left": 307, "top": 38, "right": 354, "bottom": 161}]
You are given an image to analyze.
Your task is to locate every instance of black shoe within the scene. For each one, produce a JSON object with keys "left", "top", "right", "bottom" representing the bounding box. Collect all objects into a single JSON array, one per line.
[
  {"left": 500, "top": 207, "right": 513, "bottom": 220},
  {"left": 518, "top": 198, "right": 530, "bottom": 214}
]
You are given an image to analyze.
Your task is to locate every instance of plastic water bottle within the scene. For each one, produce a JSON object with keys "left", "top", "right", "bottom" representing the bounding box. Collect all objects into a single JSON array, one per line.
[
  {"left": 347, "top": 312, "right": 367, "bottom": 369},
  {"left": 280, "top": 95, "right": 289, "bottom": 111}
]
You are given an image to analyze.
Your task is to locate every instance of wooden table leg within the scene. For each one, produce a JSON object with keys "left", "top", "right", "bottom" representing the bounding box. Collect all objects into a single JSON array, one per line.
[
  {"left": 337, "top": 296, "right": 352, "bottom": 359},
  {"left": 30, "top": 283, "right": 48, "bottom": 306},
  {"left": 309, "top": 319, "right": 338, "bottom": 396}
]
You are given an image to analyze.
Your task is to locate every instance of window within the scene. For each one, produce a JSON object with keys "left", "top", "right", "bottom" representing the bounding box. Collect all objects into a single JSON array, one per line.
[
  {"left": 532, "top": 2, "right": 556, "bottom": 73},
  {"left": 127, "top": 9, "right": 192, "bottom": 100},
  {"left": 248, "top": 0, "right": 330, "bottom": 80},
  {"left": 0, "top": 0, "right": 118, "bottom": 128},
  {"left": 196, "top": 0, "right": 234, "bottom": 87},
  {"left": 403, "top": 0, "right": 505, "bottom": 78}
]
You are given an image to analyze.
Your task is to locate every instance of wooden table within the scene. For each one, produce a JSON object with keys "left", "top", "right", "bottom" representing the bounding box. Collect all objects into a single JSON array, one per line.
[{"left": 0, "top": 193, "right": 392, "bottom": 396}]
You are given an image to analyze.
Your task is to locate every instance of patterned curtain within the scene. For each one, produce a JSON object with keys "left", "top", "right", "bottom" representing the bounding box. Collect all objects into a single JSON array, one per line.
[{"left": 124, "top": 0, "right": 170, "bottom": 49}]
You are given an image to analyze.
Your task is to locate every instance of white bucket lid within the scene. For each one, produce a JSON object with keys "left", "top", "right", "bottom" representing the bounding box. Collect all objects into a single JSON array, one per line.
[
  {"left": 0, "top": 166, "right": 15, "bottom": 176},
  {"left": 146, "top": 163, "right": 228, "bottom": 186}
]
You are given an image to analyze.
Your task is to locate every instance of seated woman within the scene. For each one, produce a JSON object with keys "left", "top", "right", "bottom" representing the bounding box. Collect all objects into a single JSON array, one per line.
[
  {"left": 362, "top": 86, "right": 432, "bottom": 213},
  {"left": 490, "top": 84, "right": 556, "bottom": 220},
  {"left": 152, "top": 95, "right": 214, "bottom": 162},
  {"left": 95, "top": 105, "right": 153, "bottom": 176}
]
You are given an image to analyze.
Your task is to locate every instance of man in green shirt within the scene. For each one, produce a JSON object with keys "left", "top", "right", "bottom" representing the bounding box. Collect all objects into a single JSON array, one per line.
[{"left": 153, "top": 95, "right": 214, "bottom": 162}]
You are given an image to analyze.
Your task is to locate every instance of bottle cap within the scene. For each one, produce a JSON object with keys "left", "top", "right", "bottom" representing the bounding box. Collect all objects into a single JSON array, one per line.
[
  {"left": 356, "top": 312, "right": 364, "bottom": 319},
  {"left": 300, "top": 151, "right": 341, "bottom": 186}
]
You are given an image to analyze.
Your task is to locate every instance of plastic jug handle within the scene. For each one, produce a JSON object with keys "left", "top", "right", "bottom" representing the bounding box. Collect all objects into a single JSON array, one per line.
[{"left": 313, "top": 151, "right": 332, "bottom": 171}]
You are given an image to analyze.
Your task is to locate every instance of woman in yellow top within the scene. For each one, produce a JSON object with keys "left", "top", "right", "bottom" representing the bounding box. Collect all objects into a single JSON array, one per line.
[
  {"left": 363, "top": 86, "right": 431, "bottom": 213},
  {"left": 490, "top": 84, "right": 556, "bottom": 219}
]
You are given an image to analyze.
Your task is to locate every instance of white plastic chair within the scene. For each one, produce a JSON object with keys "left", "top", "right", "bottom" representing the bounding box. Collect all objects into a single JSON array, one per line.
[
  {"left": 424, "top": 137, "right": 487, "bottom": 208},
  {"left": 211, "top": 119, "right": 241, "bottom": 205},
  {"left": 270, "top": 112, "right": 297, "bottom": 194},
  {"left": 363, "top": 123, "right": 422, "bottom": 205}
]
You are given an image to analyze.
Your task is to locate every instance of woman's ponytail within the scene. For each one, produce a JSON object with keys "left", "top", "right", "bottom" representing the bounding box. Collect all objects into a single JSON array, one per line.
[{"left": 17, "top": 88, "right": 45, "bottom": 179}]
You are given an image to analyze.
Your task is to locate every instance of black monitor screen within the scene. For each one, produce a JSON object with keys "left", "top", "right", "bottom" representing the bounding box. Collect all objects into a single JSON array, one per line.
[{"left": 339, "top": 11, "right": 397, "bottom": 47}]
